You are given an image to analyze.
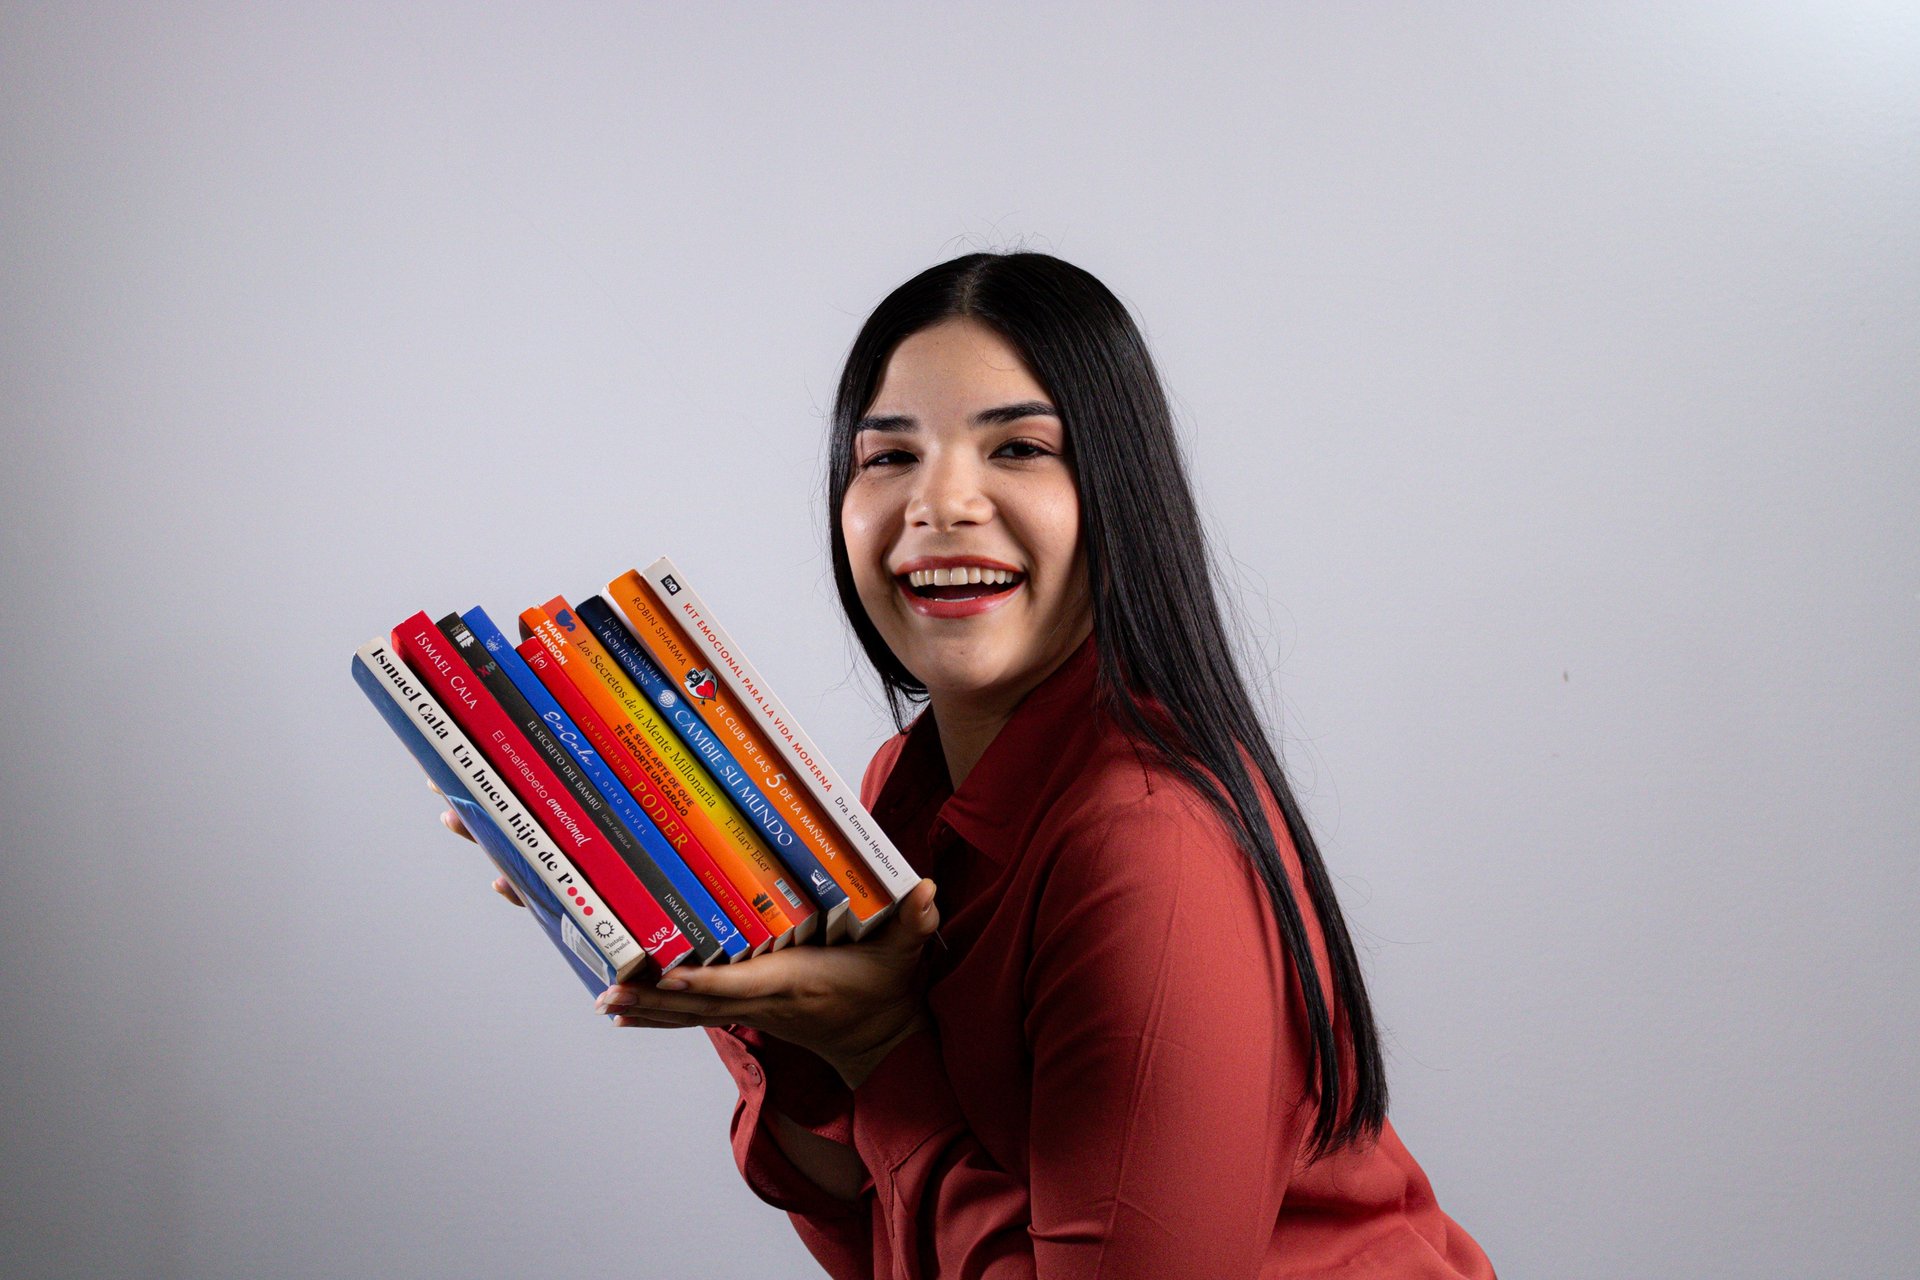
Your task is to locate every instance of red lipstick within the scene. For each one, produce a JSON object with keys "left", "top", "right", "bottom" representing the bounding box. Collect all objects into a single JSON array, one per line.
[{"left": 903, "top": 580, "right": 1022, "bottom": 619}]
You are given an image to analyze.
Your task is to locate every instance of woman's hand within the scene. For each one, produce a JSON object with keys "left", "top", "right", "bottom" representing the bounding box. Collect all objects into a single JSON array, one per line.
[
  {"left": 435, "top": 777, "right": 941, "bottom": 1087},
  {"left": 598, "top": 880, "right": 942, "bottom": 1090},
  {"left": 432, "top": 783, "right": 525, "bottom": 907}
]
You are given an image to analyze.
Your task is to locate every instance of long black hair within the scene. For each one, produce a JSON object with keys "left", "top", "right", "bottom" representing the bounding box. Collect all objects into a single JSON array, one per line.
[{"left": 825, "top": 251, "right": 1386, "bottom": 1159}]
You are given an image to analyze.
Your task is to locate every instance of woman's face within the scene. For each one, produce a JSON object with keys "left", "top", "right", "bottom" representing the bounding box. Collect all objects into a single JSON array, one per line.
[{"left": 841, "top": 317, "right": 1092, "bottom": 710}]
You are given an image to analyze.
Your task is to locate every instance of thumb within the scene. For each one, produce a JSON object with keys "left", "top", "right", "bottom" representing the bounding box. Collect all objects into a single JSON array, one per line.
[{"left": 894, "top": 878, "right": 939, "bottom": 945}]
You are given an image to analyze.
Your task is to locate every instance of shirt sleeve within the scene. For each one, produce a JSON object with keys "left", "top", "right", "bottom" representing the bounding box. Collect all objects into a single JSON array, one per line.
[
  {"left": 849, "top": 784, "right": 1323, "bottom": 1280},
  {"left": 705, "top": 1026, "right": 876, "bottom": 1277}
]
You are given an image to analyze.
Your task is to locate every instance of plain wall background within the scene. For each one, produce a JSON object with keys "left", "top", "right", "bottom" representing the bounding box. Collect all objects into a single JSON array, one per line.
[{"left": 3, "top": 4, "right": 1915, "bottom": 1276}]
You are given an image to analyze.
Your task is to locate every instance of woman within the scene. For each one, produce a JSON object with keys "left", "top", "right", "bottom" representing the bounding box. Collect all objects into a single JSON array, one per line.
[{"left": 450, "top": 252, "right": 1494, "bottom": 1277}]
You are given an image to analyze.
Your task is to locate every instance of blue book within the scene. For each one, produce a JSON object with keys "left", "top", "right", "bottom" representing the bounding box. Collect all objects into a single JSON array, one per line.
[
  {"left": 574, "top": 595, "right": 852, "bottom": 934},
  {"left": 462, "top": 606, "right": 750, "bottom": 962},
  {"left": 351, "top": 639, "right": 622, "bottom": 998}
]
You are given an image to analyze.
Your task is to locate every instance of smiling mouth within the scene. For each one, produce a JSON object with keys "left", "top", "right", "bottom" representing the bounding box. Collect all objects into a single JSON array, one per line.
[{"left": 897, "top": 566, "right": 1026, "bottom": 602}]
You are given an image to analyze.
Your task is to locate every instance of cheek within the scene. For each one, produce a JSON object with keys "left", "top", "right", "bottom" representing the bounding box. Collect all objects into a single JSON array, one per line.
[
  {"left": 839, "top": 487, "right": 896, "bottom": 595},
  {"left": 1027, "top": 476, "right": 1085, "bottom": 590}
]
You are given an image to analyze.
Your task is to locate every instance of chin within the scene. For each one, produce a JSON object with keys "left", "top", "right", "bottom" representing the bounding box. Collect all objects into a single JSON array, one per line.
[{"left": 904, "top": 637, "right": 1036, "bottom": 702}]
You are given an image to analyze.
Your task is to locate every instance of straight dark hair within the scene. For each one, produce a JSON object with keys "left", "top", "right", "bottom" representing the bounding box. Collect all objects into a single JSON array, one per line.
[{"left": 825, "top": 251, "right": 1387, "bottom": 1159}]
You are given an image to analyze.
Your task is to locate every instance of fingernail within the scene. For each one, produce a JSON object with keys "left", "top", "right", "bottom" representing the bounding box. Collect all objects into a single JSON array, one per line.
[{"left": 656, "top": 977, "right": 688, "bottom": 991}]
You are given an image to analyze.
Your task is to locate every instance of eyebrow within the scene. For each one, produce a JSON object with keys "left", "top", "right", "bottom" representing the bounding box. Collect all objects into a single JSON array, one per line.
[{"left": 855, "top": 400, "right": 1059, "bottom": 433}]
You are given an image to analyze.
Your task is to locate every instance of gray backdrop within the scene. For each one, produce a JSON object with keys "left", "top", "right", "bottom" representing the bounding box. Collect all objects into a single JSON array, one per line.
[{"left": 3, "top": 4, "right": 1915, "bottom": 1277}]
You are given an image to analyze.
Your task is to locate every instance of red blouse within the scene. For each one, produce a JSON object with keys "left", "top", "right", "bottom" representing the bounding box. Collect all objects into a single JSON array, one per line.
[{"left": 707, "top": 636, "right": 1494, "bottom": 1279}]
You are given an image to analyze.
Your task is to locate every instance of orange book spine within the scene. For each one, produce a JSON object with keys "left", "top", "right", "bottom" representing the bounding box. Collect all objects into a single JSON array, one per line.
[
  {"left": 607, "top": 569, "right": 889, "bottom": 930},
  {"left": 516, "top": 633, "right": 775, "bottom": 956},
  {"left": 519, "top": 603, "right": 817, "bottom": 944}
]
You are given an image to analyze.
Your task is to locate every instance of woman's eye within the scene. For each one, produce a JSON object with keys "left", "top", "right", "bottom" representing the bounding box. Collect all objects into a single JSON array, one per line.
[
  {"left": 994, "top": 439, "right": 1054, "bottom": 460},
  {"left": 859, "top": 449, "right": 913, "bottom": 469}
]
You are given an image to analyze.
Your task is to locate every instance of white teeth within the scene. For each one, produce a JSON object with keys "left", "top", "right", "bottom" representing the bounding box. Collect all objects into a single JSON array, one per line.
[{"left": 905, "top": 567, "right": 1020, "bottom": 588}]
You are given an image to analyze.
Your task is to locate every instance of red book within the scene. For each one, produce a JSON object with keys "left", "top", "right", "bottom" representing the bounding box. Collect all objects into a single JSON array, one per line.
[
  {"left": 390, "top": 611, "right": 693, "bottom": 971},
  {"left": 518, "top": 635, "right": 774, "bottom": 955}
]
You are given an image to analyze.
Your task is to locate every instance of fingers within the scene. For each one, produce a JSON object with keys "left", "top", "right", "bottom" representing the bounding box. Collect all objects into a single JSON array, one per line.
[
  {"left": 612, "top": 1011, "right": 733, "bottom": 1030},
  {"left": 649, "top": 954, "right": 793, "bottom": 1001},
  {"left": 610, "top": 1011, "right": 703, "bottom": 1030},
  {"left": 429, "top": 784, "right": 513, "bottom": 906},
  {"left": 440, "top": 808, "right": 477, "bottom": 842},
  {"left": 432, "top": 783, "right": 478, "bottom": 843},
  {"left": 596, "top": 981, "right": 765, "bottom": 1024},
  {"left": 607, "top": 999, "right": 744, "bottom": 1029},
  {"left": 905, "top": 878, "right": 940, "bottom": 937},
  {"left": 874, "top": 878, "right": 940, "bottom": 951}
]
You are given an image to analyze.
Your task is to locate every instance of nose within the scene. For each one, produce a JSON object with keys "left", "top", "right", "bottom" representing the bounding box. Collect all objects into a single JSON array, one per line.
[{"left": 907, "top": 447, "right": 993, "bottom": 532}]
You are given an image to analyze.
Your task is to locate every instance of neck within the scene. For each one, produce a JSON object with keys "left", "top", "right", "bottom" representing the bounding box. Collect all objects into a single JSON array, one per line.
[
  {"left": 929, "top": 697, "right": 1015, "bottom": 793},
  {"left": 927, "top": 629, "right": 1091, "bottom": 790}
]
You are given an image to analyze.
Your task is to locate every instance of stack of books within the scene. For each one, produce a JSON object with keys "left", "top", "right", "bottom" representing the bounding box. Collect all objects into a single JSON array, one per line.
[{"left": 351, "top": 555, "right": 918, "bottom": 994}]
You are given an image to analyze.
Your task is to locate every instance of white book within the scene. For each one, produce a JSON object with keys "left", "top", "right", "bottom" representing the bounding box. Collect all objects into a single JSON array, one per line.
[
  {"left": 355, "top": 636, "right": 647, "bottom": 982},
  {"left": 637, "top": 556, "right": 918, "bottom": 938}
]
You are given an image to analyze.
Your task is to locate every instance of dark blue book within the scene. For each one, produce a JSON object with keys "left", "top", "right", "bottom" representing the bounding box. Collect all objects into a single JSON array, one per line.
[
  {"left": 461, "top": 606, "right": 749, "bottom": 963},
  {"left": 574, "top": 594, "right": 851, "bottom": 935},
  {"left": 351, "top": 638, "right": 624, "bottom": 998}
]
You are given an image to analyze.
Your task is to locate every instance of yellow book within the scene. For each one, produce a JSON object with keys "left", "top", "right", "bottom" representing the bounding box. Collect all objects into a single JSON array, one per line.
[{"left": 522, "top": 601, "right": 817, "bottom": 945}]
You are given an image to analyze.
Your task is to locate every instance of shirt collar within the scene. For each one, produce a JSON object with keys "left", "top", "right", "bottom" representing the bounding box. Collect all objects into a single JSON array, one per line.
[{"left": 871, "top": 633, "right": 1106, "bottom": 866}]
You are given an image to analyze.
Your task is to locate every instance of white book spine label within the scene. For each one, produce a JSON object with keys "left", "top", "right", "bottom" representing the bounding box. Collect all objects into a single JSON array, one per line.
[{"left": 358, "top": 638, "right": 643, "bottom": 978}]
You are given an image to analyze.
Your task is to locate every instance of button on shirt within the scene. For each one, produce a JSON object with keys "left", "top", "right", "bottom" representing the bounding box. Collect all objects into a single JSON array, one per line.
[{"left": 706, "top": 636, "right": 1494, "bottom": 1279}]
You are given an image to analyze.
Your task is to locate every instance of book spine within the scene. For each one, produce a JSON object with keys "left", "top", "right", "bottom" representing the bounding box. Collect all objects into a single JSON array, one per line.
[
  {"left": 437, "top": 610, "right": 727, "bottom": 966},
  {"left": 389, "top": 611, "right": 693, "bottom": 971},
  {"left": 607, "top": 570, "right": 890, "bottom": 933},
  {"left": 462, "top": 606, "right": 750, "bottom": 963},
  {"left": 351, "top": 639, "right": 634, "bottom": 993},
  {"left": 518, "top": 635, "right": 776, "bottom": 956},
  {"left": 640, "top": 556, "right": 917, "bottom": 932},
  {"left": 521, "top": 606, "right": 810, "bottom": 949},
  {"left": 520, "top": 605, "right": 809, "bottom": 949},
  {"left": 576, "top": 593, "right": 855, "bottom": 941},
  {"left": 529, "top": 598, "right": 821, "bottom": 944}
]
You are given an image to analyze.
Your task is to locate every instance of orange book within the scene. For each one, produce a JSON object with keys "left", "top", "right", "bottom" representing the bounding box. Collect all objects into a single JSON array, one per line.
[
  {"left": 516, "top": 632, "right": 776, "bottom": 957},
  {"left": 520, "top": 603, "right": 818, "bottom": 944},
  {"left": 606, "top": 569, "right": 890, "bottom": 934}
]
